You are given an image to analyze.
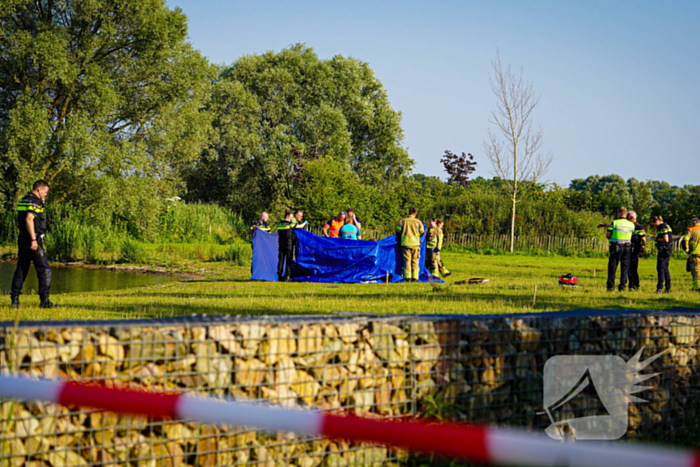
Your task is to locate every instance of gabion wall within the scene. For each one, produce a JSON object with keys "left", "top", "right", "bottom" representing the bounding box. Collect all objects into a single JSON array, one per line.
[{"left": 0, "top": 309, "right": 698, "bottom": 466}]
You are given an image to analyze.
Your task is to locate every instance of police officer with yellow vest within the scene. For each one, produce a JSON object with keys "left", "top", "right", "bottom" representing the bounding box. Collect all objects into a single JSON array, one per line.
[
  {"left": 606, "top": 207, "right": 635, "bottom": 292},
  {"left": 10, "top": 180, "right": 58, "bottom": 308},
  {"left": 682, "top": 218, "right": 700, "bottom": 291},
  {"left": 397, "top": 207, "right": 425, "bottom": 282},
  {"left": 652, "top": 215, "right": 673, "bottom": 293}
]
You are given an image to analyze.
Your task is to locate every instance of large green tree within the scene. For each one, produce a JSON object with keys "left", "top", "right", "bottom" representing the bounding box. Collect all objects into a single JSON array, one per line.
[
  {"left": 187, "top": 44, "right": 413, "bottom": 220},
  {"left": 0, "top": 0, "right": 215, "bottom": 234}
]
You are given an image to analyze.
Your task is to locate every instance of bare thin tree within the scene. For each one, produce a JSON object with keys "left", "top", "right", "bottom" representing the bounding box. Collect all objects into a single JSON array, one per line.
[{"left": 484, "top": 52, "right": 553, "bottom": 253}]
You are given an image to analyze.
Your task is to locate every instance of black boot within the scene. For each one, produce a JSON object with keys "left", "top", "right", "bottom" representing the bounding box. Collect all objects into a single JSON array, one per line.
[
  {"left": 10, "top": 295, "right": 19, "bottom": 308},
  {"left": 39, "top": 294, "right": 59, "bottom": 309}
]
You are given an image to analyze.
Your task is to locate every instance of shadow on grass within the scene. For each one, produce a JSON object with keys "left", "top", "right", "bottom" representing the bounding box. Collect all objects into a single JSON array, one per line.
[
  {"left": 68, "top": 302, "right": 330, "bottom": 319},
  {"left": 63, "top": 286, "right": 700, "bottom": 318}
]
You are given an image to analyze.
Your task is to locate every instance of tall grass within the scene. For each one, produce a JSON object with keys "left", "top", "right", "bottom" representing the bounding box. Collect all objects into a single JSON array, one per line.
[
  {"left": 44, "top": 220, "right": 104, "bottom": 262},
  {"left": 0, "top": 200, "right": 247, "bottom": 264},
  {"left": 159, "top": 202, "right": 247, "bottom": 244},
  {"left": 212, "top": 241, "right": 250, "bottom": 266}
]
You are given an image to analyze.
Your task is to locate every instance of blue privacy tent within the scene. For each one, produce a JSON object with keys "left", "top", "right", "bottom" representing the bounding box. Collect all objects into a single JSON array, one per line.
[{"left": 250, "top": 228, "right": 442, "bottom": 283}]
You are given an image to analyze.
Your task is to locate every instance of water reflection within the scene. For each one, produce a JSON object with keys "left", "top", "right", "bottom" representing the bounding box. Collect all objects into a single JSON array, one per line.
[{"left": 0, "top": 261, "right": 177, "bottom": 295}]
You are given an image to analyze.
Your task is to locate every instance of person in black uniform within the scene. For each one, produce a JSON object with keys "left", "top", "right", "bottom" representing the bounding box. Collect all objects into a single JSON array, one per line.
[
  {"left": 249, "top": 212, "right": 271, "bottom": 274},
  {"left": 249, "top": 212, "right": 271, "bottom": 234},
  {"left": 652, "top": 215, "right": 673, "bottom": 293},
  {"left": 10, "top": 180, "right": 58, "bottom": 308},
  {"left": 628, "top": 211, "right": 646, "bottom": 291},
  {"left": 277, "top": 210, "right": 296, "bottom": 282}
]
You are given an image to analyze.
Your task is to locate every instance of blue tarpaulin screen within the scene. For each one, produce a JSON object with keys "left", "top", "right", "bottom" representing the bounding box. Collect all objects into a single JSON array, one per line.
[{"left": 250, "top": 228, "right": 442, "bottom": 283}]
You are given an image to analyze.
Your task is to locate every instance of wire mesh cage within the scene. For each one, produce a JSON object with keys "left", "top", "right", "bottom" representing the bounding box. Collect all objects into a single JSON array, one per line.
[{"left": 0, "top": 310, "right": 698, "bottom": 466}]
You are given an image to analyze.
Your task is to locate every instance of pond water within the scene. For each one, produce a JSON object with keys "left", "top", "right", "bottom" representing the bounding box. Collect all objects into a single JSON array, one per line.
[{"left": 0, "top": 261, "right": 177, "bottom": 295}]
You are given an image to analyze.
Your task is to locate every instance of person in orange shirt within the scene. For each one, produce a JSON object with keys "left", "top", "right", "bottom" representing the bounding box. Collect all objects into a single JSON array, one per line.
[{"left": 323, "top": 212, "right": 346, "bottom": 238}]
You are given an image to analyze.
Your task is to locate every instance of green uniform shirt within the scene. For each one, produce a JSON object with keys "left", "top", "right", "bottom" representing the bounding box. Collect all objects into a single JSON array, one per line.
[
  {"left": 437, "top": 228, "right": 445, "bottom": 250},
  {"left": 397, "top": 215, "right": 424, "bottom": 248},
  {"left": 607, "top": 218, "right": 635, "bottom": 243}
]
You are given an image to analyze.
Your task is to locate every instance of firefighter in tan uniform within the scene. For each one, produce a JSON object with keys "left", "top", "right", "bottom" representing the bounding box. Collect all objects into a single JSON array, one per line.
[
  {"left": 434, "top": 219, "right": 451, "bottom": 277},
  {"left": 397, "top": 207, "right": 424, "bottom": 282},
  {"left": 682, "top": 218, "right": 700, "bottom": 291}
]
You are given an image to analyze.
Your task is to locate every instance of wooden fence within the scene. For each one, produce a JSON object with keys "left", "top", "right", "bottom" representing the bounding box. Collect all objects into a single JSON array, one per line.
[{"left": 306, "top": 226, "right": 684, "bottom": 255}]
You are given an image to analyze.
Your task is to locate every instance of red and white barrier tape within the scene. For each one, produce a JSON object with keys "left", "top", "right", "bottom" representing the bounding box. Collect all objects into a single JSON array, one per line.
[{"left": 0, "top": 374, "right": 698, "bottom": 467}]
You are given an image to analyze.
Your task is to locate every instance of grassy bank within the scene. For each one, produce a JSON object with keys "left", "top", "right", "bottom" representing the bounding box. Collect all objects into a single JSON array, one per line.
[
  {"left": 1, "top": 252, "right": 696, "bottom": 321},
  {"left": 0, "top": 201, "right": 249, "bottom": 265}
]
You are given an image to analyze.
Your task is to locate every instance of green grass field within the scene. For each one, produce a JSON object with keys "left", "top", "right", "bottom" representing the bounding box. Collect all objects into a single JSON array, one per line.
[{"left": 1, "top": 250, "right": 697, "bottom": 322}]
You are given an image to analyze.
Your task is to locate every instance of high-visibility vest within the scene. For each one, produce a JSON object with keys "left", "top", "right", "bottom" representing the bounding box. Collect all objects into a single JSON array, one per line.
[
  {"left": 684, "top": 225, "right": 700, "bottom": 255},
  {"left": 325, "top": 218, "right": 344, "bottom": 237},
  {"left": 396, "top": 216, "right": 424, "bottom": 247},
  {"left": 426, "top": 227, "right": 439, "bottom": 248},
  {"left": 608, "top": 218, "right": 635, "bottom": 243}
]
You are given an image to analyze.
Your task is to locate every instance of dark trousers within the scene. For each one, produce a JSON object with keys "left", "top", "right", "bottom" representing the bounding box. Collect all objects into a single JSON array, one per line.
[
  {"left": 278, "top": 244, "right": 294, "bottom": 282},
  {"left": 11, "top": 242, "right": 51, "bottom": 296},
  {"left": 629, "top": 253, "right": 640, "bottom": 290},
  {"left": 607, "top": 243, "right": 631, "bottom": 291},
  {"left": 425, "top": 248, "right": 435, "bottom": 273},
  {"left": 657, "top": 250, "right": 672, "bottom": 291}
]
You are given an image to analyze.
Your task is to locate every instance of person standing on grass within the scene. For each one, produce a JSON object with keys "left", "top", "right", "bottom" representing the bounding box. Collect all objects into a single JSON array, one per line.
[
  {"left": 434, "top": 219, "right": 452, "bottom": 278},
  {"left": 682, "top": 218, "right": 700, "bottom": 291},
  {"left": 651, "top": 215, "right": 673, "bottom": 293},
  {"left": 249, "top": 212, "right": 271, "bottom": 234},
  {"left": 346, "top": 208, "right": 362, "bottom": 239},
  {"left": 628, "top": 211, "right": 646, "bottom": 291},
  {"left": 10, "top": 180, "right": 58, "bottom": 309},
  {"left": 277, "top": 210, "right": 296, "bottom": 282},
  {"left": 248, "top": 212, "right": 271, "bottom": 273},
  {"left": 605, "top": 207, "right": 635, "bottom": 292},
  {"left": 397, "top": 207, "right": 424, "bottom": 282},
  {"left": 291, "top": 210, "right": 308, "bottom": 261},
  {"left": 339, "top": 217, "right": 360, "bottom": 240},
  {"left": 425, "top": 219, "right": 439, "bottom": 275},
  {"left": 292, "top": 210, "right": 308, "bottom": 230},
  {"left": 323, "top": 211, "right": 346, "bottom": 238}
]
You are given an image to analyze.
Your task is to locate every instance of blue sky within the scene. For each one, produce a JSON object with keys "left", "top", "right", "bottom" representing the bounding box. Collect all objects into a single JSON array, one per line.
[{"left": 168, "top": 0, "right": 700, "bottom": 187}]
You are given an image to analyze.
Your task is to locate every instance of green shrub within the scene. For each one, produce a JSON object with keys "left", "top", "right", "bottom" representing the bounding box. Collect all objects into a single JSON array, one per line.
[
  {"left": 213, "top": 242, "right": 250, "bottom": 266},
  {"left": 120, "top": 239, "right": 147, "bottom": 264},
  {"left": 44, "top": 221, "right": 100, "bottom": 262},
  {"left": 159, "top": 201, "right": 246, "bottom": 244}
]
